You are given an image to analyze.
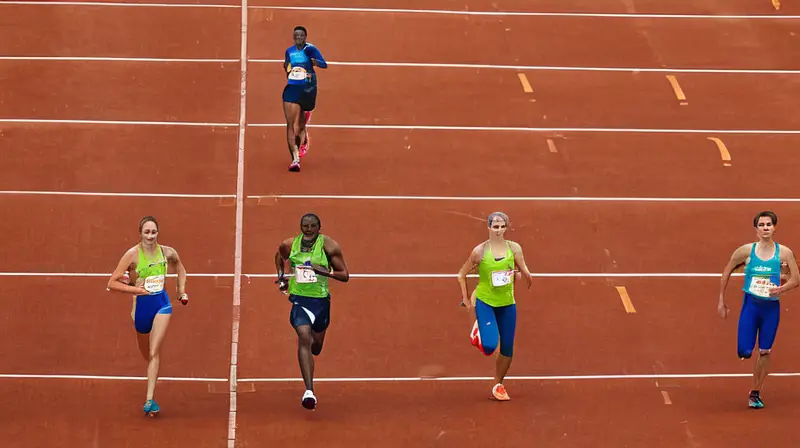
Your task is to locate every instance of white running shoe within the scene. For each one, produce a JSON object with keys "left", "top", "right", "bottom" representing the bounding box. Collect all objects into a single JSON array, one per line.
[{"left": 301, "top": 389, "right": 317, "bottom": 410}]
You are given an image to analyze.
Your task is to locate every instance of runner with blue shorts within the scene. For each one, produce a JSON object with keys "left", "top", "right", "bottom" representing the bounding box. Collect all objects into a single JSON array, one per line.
[
  {"left": 282, "top": 25, "right": 327, "bottom": 172},
  {"left": 457, "top": 212, "right": 533, "bottom": 401},
  {"left": 718, "top": 211, "right": 799, "bottom": 409},
  {"left": 274, "top": 213, "right": 350, "bottom": 410},
  {"left": 107, "top": 216, "right": 189, "bottom": 417}
]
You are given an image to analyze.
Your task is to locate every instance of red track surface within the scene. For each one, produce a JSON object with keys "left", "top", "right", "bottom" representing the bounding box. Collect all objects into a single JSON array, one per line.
[{"left": 2, "top": 1, "right": 800, "bottom": 447}]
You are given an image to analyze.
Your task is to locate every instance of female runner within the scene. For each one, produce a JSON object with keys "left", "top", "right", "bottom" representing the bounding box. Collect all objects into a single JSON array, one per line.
[
  {"left": 457, "top": 212, "right": 533, "bottom": 401},
  {"left": 107, "top": 216, "right": 189, "bottom": 417}
]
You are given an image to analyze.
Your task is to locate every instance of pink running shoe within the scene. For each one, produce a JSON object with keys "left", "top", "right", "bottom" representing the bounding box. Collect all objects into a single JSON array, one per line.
[{"left": 288, "top": 160, "right": 300, "bottom": 172}]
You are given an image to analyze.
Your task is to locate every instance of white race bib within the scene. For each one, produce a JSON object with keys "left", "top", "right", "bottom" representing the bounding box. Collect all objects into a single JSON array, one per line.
[
  {"left": 144, "top": 275, "right": 165, "bottom": 294},
  {"left": 294, "top": 266, "right": 318, "bottom": 284},
  {"left": 491, "top": 270, "right": 513, "bottom": 287},
  {"left": 748, "top": 276, "right": 777, "bottom": 298},
  {"left": 288, "top": 66, "right": 308, "bottom": 81}
]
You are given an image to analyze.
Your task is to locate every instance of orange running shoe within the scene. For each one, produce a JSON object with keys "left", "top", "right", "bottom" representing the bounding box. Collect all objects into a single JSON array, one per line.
[{"left": 492, "top": 383, "right": 510, "bottom": 401}]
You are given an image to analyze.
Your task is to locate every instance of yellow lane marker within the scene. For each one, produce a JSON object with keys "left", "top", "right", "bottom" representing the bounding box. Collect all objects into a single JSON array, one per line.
[
  {"left": 615, "top": 286, "right": 637, "bottom": 314},
  {"left": 661, "top": 390, "right": 673, "bottom": 405},
  {"left": 517, "top": 73, "right": 533, "bottom": 93},
  {"left": 707, "top": 137, "right": 732, "bottom": 167},
  {"left": 665, "top": 75, "right": 688, "bottom": 105},
  {"left": 546, "top": 138, "right": 558, "bottom": 153},
  {"left": 772, "top": 0, "right": 781, "bottom": 10}
]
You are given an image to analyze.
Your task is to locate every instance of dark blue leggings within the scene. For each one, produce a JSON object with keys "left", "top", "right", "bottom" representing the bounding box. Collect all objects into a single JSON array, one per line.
[
  {"left": 475, "top": 298, "right": 517, "bottom": 357},
  {"left": 737, "top": 294, "right": 780, "bottom": 359}
]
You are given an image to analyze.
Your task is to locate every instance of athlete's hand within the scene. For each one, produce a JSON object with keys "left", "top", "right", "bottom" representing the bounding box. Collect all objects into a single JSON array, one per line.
[
  {"left": 768, "top": 286, "right": 783, "bottom": 297},
  {"left": 275, "top": 276, "right": 289, "bottom": 294},
  {"left": 178, "top": 293, "right": 189, "bottom": 305},
  {"left": 460, "top": 295, "right": 473, "bottom": 309},
  {"left": 717, "top": 302, "right": 729, "bottom": 319}
]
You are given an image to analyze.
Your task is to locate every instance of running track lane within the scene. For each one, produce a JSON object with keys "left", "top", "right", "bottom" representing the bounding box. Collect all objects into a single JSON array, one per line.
[
  {"left": 0, "top": 195, "right": 235, "bottom": 273},
  {"left": 0, "top": 125, "right": 238, "bottom": 194},
  {"left": 247, "top": 65, "right": 800, "bottom": 129},
  {"left": 234, "top": 377, "right": 800, "bottom": 448},
  {"left": 0, "top": 61, "right": 240, "bottom": 123},
  {"left": 237, "top": 277, "right": 800, "bottom": 379},
  {"left": 244, "top": 130, "right": 800, "bottom": 198},
  {"left": 251, "top": 0, "right": 800, "bottom": 15},
  {"left": 0, "top": 379, "right": 228, "bottom": 448},
  {"left": 0, "top": 4, "right": 241, "bottom": 59},
  {"left": 240, "top": 200, "right": 800, "bottom": 275},
  {"left": 248, "top": 11, "right": 800, "bottom": 70},
  {"left": 0, "top": 277, "right": 233, "bottom": 378}
]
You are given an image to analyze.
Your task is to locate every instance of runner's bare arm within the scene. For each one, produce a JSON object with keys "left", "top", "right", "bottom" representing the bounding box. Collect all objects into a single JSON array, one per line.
[
  {"left": 107, "top": 249, "right": 148, "bottom": 295},
  {"left": 457, "top": 245, "right": 483, "bottom": 308},
  {"left": 275, "top": 239, "right": 293, "bottom": 279},
  {"left": 164, "top": 246, "right": 187, "bottom": 299},
  {"left": 510, "top": 241, "right": 533, "bottom": 289},
  {"left": 718, "top": 244, "right": 750, "bottom": 317},
  {"left": 315, "top": 238, "right": 349, "bottom": 282},
  {"left": 773, "top": 246, "right": 800, "bottom": 296}
]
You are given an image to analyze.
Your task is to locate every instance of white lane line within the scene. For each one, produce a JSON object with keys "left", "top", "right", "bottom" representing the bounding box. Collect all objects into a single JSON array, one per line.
[
  {"left": 249, "top": 194, "right": 800, "bottom": 202},
  {"left": 250, "top": 5, "right": 800, "bottom": 19},
  {"left": 0, "top": 190, "right": 234, "bottom": 198},
  {"left": 0, "top": 272, "right": 746, "bottom": 278},
  {"left": 0, "top": 56, "right": 238, "bottom": 62},
  {"left": 0, "top": 373, "right": 227, "bottom": 381},
  {"left": 0, "top": 118, "right": 236, "bottom": 126},
  {"left": 248, "top": 59, "right": 800, "bottom": 75},
  {"left": 2, "top": 372, "right": 799, "bottom": 382},
  {"left": 227, "top": 0, "right": 248, "bottom": 443},
  {"left": 0, "top": 1, "right": 238, "bottom": 7},
  {"left": 246, "top": 123, "right": 800, "bottom": 134}
]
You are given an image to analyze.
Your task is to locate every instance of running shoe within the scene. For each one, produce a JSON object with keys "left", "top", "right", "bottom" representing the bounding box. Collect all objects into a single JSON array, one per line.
[
  {"left": 749, "top": 392, "right": 764, "bottom": 409},
  {"left": 143, "top": 399, "right": 160, "bottom": 417},
  {"left": 302, "top": 390, "right": 317, "bottom": 410},
  {"left": 288, "top": 160, "right": 300, "bottom": 172},
  {"left": 470, "top": 320, "right": 490, "bottom": 356},
  {"left": 491, "top": 383, "right": 510, "bottom": 401}
]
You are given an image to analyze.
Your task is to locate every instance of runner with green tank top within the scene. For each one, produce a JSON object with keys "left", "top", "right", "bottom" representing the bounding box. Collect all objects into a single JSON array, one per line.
[
  {"left": 275, "top": 213, "right": 350, "bottom": 411},
  {"left": 457, "top": 212, "right": 533, "bottom": 402},
  {"left": 106, "top": 215, "right": 189, "bottom": 418}
]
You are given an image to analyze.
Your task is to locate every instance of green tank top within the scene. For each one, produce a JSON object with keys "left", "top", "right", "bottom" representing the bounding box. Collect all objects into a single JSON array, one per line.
[
  {"left": 474, "top": 241, "right": 516, "bottom": 307},
  {"left": 135, "top": 244, "right": 168, "bottom": 294},
  {"left": 288, "top": 234, "right": 330, "bottom": 298}
]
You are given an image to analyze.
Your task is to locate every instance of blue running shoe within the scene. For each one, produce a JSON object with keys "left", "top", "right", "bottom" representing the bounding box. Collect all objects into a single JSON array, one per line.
[
  {"left": 748, "top": 393, "right": 764, "bottom": 409},
  {"left": 144, "top": 399, "right": 160, "bottom": 417}
]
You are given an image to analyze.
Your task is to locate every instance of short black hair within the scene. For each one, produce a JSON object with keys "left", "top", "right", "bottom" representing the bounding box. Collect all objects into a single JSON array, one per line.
[
  {"left": 753, "top": 211, "right": 778, "bottom": 226},
  {"left": 294, "top": 26, "right": 307, "bottom": 35},
  {"left": 300, "top": 213, "right": 321, "bottom": 227}
]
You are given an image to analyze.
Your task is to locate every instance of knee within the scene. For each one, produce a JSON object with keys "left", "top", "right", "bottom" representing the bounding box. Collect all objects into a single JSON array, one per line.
[
  {"left": 739, "top": 349, "right": 753, "bottom": 359},
  {"left": 759, "top": 349, "right": 772, "bottom": 357},
  {"left": 293, "top": 124, "right": 303, "bottom": 136},
  {"left": 311, "top": 343, "right": 323, "bottom": 356},
  {"left": 481, "top": 342, "right": 497, "bottom": 356},
  {"left": 296, "top": 330, "right": 313, "bottom": 347}
]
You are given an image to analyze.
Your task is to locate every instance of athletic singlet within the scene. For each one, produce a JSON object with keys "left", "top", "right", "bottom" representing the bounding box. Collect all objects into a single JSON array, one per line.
[
  {"left": 742, "top": 242, "right": 782, "bottom": 300},
  {"left": 474, "top": 241, "right": 516, "bottom": 307},
  {"left": 135, "top": 244, "right": 168, "bottom": 295},
  {"left": 288, "top": 234, "right": 330, "bottom": 298}
]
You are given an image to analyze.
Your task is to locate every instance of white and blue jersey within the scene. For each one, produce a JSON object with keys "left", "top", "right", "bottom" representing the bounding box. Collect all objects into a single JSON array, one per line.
[{"left": 285, "top": 43, "right": 327, "bottom": 87}]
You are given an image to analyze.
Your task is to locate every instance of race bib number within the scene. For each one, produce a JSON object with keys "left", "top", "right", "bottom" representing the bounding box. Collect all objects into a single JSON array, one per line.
[
  {"left": 144, "top": 275, "right": 165, "bottom": 294},
  {"left": 294, "top": 266, "right": 318, "bottom": 284},
  {"left": 748, "top": 276, "right": 777, "bottom": 298},
  {"left": 491, "top": 270, "right": 513, "bottom": 287},
  {"left": 288, "top": 66, "right": 308, "bottom": 81}
]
